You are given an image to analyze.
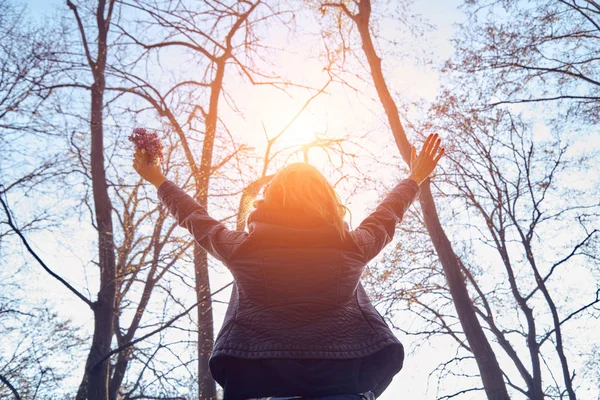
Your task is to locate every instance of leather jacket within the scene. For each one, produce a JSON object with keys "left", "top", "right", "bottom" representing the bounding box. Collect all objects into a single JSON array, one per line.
[{"left": 157, "top": 178, "right": 420, "bottom": 391}]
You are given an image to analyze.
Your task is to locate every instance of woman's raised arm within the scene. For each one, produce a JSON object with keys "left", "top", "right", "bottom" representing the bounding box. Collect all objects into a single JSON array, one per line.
[
  {"left": 350, "top": 178, "right": 421, "bottom": 263},
  {"left": 156, "top": 180, "right": 247, "bottom": 264},
  {"left": 133, "top": 149, "right": 246, "bottom": 264},
  {"left": 350, "top": 133, "right": 444, "bottom": 263}
]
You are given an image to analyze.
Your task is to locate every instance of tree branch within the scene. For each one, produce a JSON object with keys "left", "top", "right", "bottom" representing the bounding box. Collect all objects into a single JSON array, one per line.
[
  {"left": 66, "top": 0, "right": 96, "bottom": 69},
  {"left": 0, "top": 192, "right": 93, "bottom": 308}
]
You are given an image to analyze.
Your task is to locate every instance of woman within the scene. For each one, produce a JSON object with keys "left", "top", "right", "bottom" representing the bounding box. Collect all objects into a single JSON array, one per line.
[{"left": 133, "top": 133, "right": 444, "bottom": 400}]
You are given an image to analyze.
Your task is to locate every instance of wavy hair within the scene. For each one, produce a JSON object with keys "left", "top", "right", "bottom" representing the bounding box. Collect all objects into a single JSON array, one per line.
[{"left": 256, "top": 163, "right": 349, "bottom": 239}]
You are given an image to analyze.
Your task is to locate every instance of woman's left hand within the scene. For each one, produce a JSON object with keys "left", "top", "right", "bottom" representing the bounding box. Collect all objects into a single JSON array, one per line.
[{"left": 133, "top": 148, "right": 167, "bottom": 187}]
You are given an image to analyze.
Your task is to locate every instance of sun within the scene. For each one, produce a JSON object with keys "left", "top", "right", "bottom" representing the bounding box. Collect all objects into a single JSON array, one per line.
[{"left": 259, "top": 100, "right": 327, "bottom": 147}]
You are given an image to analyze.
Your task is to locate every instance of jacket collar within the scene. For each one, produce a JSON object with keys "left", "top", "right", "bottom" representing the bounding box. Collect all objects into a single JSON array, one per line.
[{"left": 247, "top": 204, "right": 332, "bottom": 230}]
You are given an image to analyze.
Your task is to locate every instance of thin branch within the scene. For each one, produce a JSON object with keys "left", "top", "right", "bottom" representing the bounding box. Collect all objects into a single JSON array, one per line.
[
  {"left": 321, "top": 2, "right": 356, "bottom": 20},
  {"left": 485, "top": 95, "right": 600, "bottom": 108},
  {"left": 438, "top": 387, "right": 484, "bottom": 400},
  {"left": 66, "top": 0, "right": 96, "bottom": 69},
  {"left": 539, "top": 288, "right": 600, "bottom": 346},
  {"left": 0, "top": 192, "right": 93, "bottom": 308}
]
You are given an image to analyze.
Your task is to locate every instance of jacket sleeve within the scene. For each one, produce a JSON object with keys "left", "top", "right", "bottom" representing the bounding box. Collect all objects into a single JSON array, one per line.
[
  {"left": 350, "top": 178, "right": 420, "bottom": 263},
  {"left": 157, "top": 180, "right": 247, "bottom": 264}
]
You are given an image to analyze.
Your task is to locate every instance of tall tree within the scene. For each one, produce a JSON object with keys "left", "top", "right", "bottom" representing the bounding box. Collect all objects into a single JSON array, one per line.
[
  {"left": 319, "top": 1, "right": 510, "bottom": 398},
  {"left": 0, "top": 3, "right": 87, "bottom": 397},
  {"left": 439, "top": 2, "right": 600, "bottom": 397},
  {"left": 444, "top": 110, "right": 599, "bottom": 400},
  {"left": 66, "top": 0, "right": 119, "bottom": 398}
]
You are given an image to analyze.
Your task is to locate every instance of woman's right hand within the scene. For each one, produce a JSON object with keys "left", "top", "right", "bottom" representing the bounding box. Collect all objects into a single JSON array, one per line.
[{"left": 408, "top": 133, "right": 445, "bottom": 185}]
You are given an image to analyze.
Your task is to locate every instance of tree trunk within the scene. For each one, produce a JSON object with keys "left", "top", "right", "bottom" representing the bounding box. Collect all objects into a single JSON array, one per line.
[
  {"left": 85, "top": 76, "right": 117, "bottom": 400},
  {"left": 194, "top": 246, "right": 217, "bottom": 399},
  {"left": 191, "top": 54, "right": 227, "bottom": 400},
  {"left": 69, "top": 1, "right": 118, "bottom": 398},
  {"left": 353, "top": 1, "right": 510, "bottom": 398}
]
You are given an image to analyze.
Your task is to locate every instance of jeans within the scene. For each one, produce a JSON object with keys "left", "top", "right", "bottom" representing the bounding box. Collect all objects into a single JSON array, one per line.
[{"left": 248, "top": 391, "right": 376, "bottom": 400}]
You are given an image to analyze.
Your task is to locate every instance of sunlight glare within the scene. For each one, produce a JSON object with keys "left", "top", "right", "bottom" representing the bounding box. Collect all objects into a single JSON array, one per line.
[{"left": 257, "top": 100, "right": 327, "bottom": 148}]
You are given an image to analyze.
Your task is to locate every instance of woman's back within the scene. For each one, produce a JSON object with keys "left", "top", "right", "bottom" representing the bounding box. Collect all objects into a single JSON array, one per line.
[{"left": 218, "top": 206, "right": 399, "bottom": 358}]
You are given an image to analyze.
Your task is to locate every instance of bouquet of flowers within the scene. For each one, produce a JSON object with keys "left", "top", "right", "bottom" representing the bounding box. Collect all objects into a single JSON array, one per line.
[{"left": 128, "top": 128, "right": 164, "bottom": 166}]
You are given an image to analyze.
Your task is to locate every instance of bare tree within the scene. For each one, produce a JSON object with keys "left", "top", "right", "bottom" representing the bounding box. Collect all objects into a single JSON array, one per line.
[
  {"left": 440, "top": 104, "right": 598, "bottom": 399},
  {"left": 318, "top": 1, "right": 510, "bottom": 398},
  {"left": 0, "top": 3, "right": 91, "bottom": 397},
  {"left": 375, "top": 96, "right": 600, "bottom": 399},
  {"left": 62, "top": 0, "right": 121, "bottom": 398},
  {"left": 447, "top": 0, "right": 600, "bottom": 123}
]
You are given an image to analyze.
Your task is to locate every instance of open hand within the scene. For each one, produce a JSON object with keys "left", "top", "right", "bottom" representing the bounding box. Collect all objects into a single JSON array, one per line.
[
  {"left": 133, "top": 148, "right": 167, "bottom": 188},
  {"left": 408, "top": 133, "right": 445, "bottom": 185}
]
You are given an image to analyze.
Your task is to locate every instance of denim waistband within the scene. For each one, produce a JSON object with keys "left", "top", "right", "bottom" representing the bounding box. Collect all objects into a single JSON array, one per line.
[{"left": 247, "top": 391, "right": 376, "bottom": 400}]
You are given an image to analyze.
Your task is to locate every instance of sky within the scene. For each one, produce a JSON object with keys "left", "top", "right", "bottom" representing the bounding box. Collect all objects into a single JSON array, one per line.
[{"left": 11, "top": 0, "right": 599, "bottom": 399}]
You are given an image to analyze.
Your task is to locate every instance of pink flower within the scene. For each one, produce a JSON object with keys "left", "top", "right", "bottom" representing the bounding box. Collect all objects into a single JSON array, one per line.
[{"left": 129, "top": 128, "right": 164, "bottom": 165}]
